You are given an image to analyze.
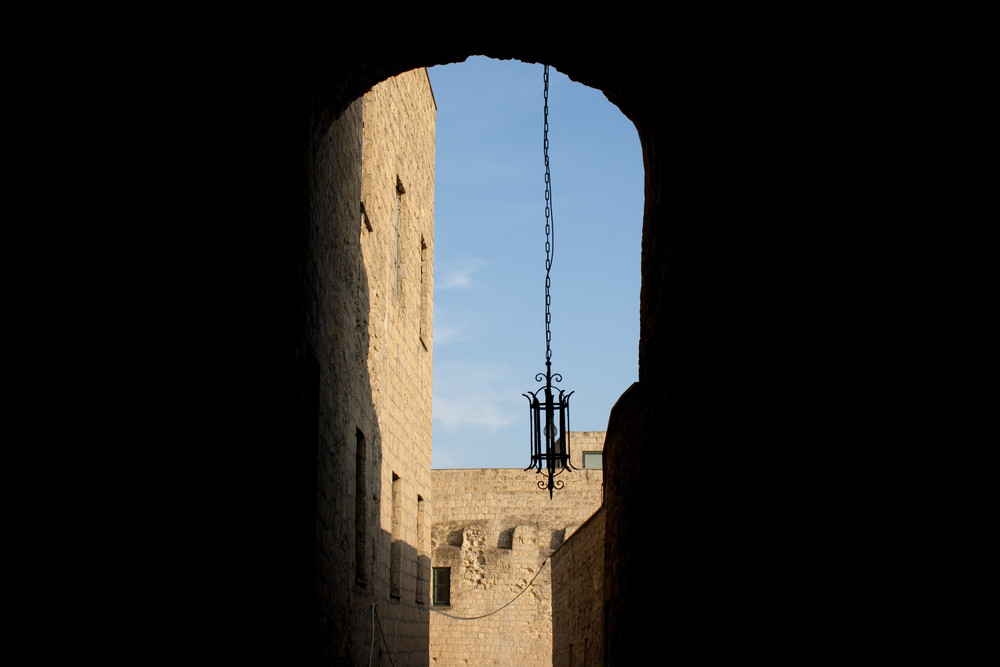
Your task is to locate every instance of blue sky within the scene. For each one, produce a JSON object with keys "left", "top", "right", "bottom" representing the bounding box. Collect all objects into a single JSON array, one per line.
[{"left": 427, "top": 57, "right": 643, "bottom": 469}]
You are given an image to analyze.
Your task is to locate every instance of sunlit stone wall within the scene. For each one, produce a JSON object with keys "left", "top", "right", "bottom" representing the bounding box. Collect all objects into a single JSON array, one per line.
[
  {"left": 429, "top": 438, "right": 604, "bottom": 666},
  {"left": 308, "top": 66, "right": 436, "bottom": 665}
]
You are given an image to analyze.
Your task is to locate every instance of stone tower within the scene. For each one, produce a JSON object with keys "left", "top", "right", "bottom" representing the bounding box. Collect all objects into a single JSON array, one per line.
[{"left": 304, "top": 66, "right": 436, "bottom": 665}]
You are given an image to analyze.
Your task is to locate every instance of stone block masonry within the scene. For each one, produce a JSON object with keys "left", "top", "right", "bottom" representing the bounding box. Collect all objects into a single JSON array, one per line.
[
  {"left": 306, "top": 66, "right": 436, "bottom": 665},
  {"left": 551, "top": 507, "right": 605, "bottom": 667},
  {"left": 429, "top": 451, "right": 604, "bottom": 666},
  {"left": 308, "top": 61, "right": 603, "bottom": 664}
]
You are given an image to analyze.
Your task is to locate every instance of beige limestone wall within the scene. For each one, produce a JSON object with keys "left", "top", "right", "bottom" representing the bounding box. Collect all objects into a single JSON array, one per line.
[
  {"left": 307, "top": 66, "right": 435, "bottom": 666},
  {"left": 551, "top": 507, "right": 605, "bottom": 667},
  {"left": 429, "top": 452, "right": 603, "bottom": 666},
  {"left": 565, "top": 430, "right": 606, "bottom": 470},
  {"left": 360, "top": 66, "right": 436, "bottom": 612}
]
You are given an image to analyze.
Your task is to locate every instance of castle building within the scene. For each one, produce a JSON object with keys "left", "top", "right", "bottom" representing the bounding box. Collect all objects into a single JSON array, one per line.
[
  {"left": 311, "top": 66, "right": 609, "bottom": 664},
  {"left": 429, "top": 432, "right": 606, "bottom": 665}
]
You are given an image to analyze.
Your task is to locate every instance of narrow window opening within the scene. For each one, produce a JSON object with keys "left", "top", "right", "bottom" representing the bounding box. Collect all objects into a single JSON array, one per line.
[
  {"left": 390, "top": 472, "right": 402, "bottom": 599},
  {"left": 419, "top": 236, "right": 430, "bottom": 351},
  {"left": 355, "top": 429, "right": 368, "bottom": 586},
  {"left": 416, "top": 495, "right": 428, "bottom": 604},
  {"left": 433, "top": 567, "right": 451, "bottom": 606},
  {"left": 395, "top": 176, "right": 405, "bottom": 299},
  {"left": 498, "top": 528, "right": 514, "bottom": 550}
]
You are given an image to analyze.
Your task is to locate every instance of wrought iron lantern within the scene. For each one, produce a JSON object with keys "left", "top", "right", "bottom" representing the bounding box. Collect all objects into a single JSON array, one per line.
[
  {"left": 524, "top": 65, "right": 575, "bottom": 498},
  {"left": 523, "top": 367, "right": 575, "bottom": 498}
]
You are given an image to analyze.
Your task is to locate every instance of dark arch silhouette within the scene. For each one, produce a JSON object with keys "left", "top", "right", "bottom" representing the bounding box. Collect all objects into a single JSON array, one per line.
[{"left": 197, "top": 33, "right": 873, "bottom": 666}]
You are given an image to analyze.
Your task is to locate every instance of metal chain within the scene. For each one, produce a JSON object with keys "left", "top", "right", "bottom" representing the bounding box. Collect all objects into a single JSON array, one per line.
[{"left": 543, "top": 65, "right": 554, "bottom": 362}]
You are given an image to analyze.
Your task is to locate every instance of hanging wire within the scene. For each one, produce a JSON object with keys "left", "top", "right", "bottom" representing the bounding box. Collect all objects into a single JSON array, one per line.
[
  {"left": 429, "top": 555, "right": 552, "bottom": 620},
  {"left": 369, "top": 600, "right": 396, "bottom": 666},
  {"left": 543, "top": 64, "right": 555, "bottom": 362},
  {"left": 367, "top": 557, "right": 552, "bottom": 661}
]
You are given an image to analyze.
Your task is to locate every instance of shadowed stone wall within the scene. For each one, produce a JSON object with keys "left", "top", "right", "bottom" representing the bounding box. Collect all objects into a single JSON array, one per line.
[
  {"left": 210, "top": 29, "right": 878, "bottom": 667},
  {"left": 306, "top": 66, "right": 436, "bottom": 665},
  {"left": 551, "top": 506, "right": 605, "bottom": 667}
]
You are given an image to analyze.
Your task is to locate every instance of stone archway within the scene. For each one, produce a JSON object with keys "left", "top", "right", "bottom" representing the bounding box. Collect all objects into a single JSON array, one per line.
[
  {"left": 297, "top": 43, "right": 718, "bottom": 665},
  {"left": 226, "top": 35, "right": 850, "bottom": 666}
]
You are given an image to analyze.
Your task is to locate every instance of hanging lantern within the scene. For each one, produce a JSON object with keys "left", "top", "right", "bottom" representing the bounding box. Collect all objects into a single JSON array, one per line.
[
  {"left": 524, "top": 369, "right": 575, "bottom": 498},
  {"left": 524, "top": 65, "right": 576, "bottom": 498}
]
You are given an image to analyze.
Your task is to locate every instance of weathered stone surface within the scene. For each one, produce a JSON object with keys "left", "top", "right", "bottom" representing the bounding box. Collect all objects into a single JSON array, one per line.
[
  {"left": 429, "top": 446, "right": 604, "bottom": 666},
  {"left": 307, "top": 66, "right": 435, "bottom": 666},
  {"left": 551, "top": 507, "right": 605, "bottom": 667}
]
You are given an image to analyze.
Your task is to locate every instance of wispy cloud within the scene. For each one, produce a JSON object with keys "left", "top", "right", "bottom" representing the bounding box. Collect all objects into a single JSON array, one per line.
[
  {"left": 436, "top": 258, "right": 487, "bottom": 290},
  {"left": 433, "top": 362, "right": 520, "bottom": 432},
  {"left": 432, "top": 322, "right": 468, "bottom": 345},
  {"left": 433, "top": 394, "right": 518, "bottom": 432}
]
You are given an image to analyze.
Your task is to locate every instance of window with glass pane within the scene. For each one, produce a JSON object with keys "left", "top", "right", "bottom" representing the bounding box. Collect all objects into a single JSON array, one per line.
[{"left": 433, "top": 567, "right": 451, "bottom": 606}]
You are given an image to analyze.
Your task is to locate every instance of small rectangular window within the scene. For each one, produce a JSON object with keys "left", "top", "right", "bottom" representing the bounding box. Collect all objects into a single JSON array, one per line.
[
  {"left": 419, "top": 236, "right": 430, "bottom": 350},
  {"left": 582, "top": 451, "right": 603, "bottom": 469},
  {"left": 416, "top": 495, "right": 428, "bottom": 604},
  {"left": 390, "top": 473, "right": 402, "bottom": 598},
  {"left": 394, "top": 177, "right": 405, "bottom": 299},
  {"left": 433, "top": 567, "right": 451, "bottom": 606}
]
